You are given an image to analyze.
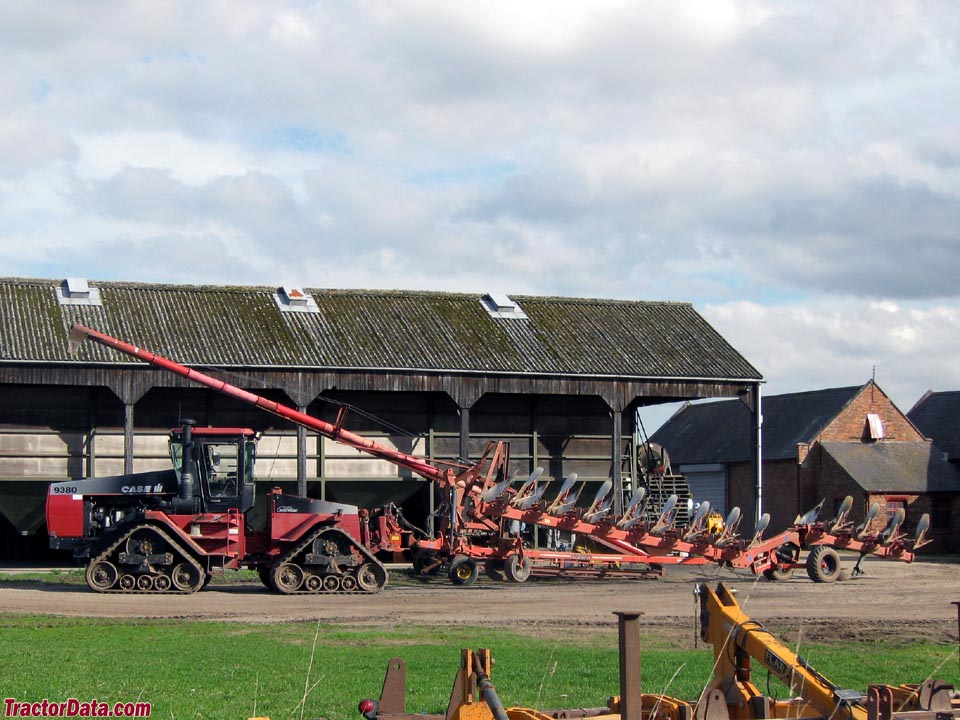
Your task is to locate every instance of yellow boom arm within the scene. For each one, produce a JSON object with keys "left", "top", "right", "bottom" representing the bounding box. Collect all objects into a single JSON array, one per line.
[{"left": 696, "top": 583, "right": 867, "bottom": 720}]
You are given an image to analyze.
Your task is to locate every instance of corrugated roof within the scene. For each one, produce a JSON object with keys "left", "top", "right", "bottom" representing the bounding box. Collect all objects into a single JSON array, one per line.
[
  {"left": 907, "top": 391, "right": 960, "bottom": 461},
  {"left": 0, "top": 277, "right": 761, "bottom": 380},
  {"left": 819, "top": 441, "right": 960, "bottom": 493},
  {"left": 651, "top": 385, "right": 862, "bottom": 463}
]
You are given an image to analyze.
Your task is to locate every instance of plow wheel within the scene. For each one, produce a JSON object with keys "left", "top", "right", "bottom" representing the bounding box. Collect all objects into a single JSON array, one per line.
[
  {"left": 171, "top": 562, "right": 203, "bottom": 592},
  {"left": 411, "top": 549, "right": 441, "bottom": 577},
  {"left": 356, "top": 563, "right": 388, "bottom": 593},
  {"left": 806, "top": 546, "right": 841, "bottom": 583},
  {"left": 484, "top": 559, "right": 506, "bottom": 582},
  {"left": 763, "top": 542, "right": 799, "bottom": 581},
  {"left": 86, "top": 560, "right": 118, "bottom": 592},
  {"left": 272, "top": 563, "right": 305, "bottom": 594},
  {"left": 448, "top": 556, "right": 479, "bottom": 586},
  {"left": 503, "top": 554, "right": 532, "bottom": 583}
]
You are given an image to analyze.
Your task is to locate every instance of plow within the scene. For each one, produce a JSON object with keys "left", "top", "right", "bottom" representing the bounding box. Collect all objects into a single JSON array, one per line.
[
  {"left": 357, "top": 582, "right": 960, "bottom": 720},
  {"left": 50, "top": 324, "right": 933, "bottom": 594}
]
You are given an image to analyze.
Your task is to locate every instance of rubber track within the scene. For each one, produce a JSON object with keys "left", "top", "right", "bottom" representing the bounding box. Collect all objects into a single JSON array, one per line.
[
  {"left": 270, "top": 525, "right": 388, "bottom": 594},
  {"left": 87, "top": 523, "right": 206, "bottom": 594}
]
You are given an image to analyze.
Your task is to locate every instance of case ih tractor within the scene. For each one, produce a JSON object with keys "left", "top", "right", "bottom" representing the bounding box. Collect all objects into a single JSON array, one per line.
[{"left": 47, "top": 419, "right": 400, "bottom": 594}]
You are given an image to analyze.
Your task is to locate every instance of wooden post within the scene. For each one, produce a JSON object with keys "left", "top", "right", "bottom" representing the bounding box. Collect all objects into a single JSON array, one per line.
[{"left": 615, "top": 611, "right": 643, "bottom": 720}]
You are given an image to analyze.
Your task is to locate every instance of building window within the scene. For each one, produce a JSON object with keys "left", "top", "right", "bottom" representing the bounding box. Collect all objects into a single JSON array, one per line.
[
  {"left": 866, "top": 413, "right": 885, "bottom": 440},
  {"left": 884, "top": 497, "right": 907, "bottom": 524}
]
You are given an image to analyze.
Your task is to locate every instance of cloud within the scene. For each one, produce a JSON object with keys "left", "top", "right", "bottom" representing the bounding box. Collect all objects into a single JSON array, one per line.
[
  {"left": 703, "top": 299, "right": 960, "bottom": 412},
  {"left": 1, "top": 1, "right": 960, "bottom": 401}
]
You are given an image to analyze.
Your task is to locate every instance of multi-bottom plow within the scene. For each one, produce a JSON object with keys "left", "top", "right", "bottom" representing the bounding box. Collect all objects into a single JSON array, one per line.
[{"left": 416, "top": 450, "right": 933, "bottom": 585}]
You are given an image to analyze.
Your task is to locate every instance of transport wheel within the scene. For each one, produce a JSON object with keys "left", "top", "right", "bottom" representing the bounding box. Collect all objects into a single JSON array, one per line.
[
  {"left": 411, "top": 549, "right": 441, "bottom": 577},
  {"left": 806, "top": 546, "right": 842, "bottom": 583},
  {"left": 153, "top": 574, "right": 172, "bottom": 592},
  {"left": 356, "top": 563, "right": 388, "bottom": 593},
  {"left": 272, "top": 563, "right": 304, "bottom": 594},
  {"left": 484, "top": 559, "right": 506, "bottom": 581},
  {"left": 503, "top": 554, "right": 532, "bottom": 583},
  {"left": 763, "top": 542, "right": 799, "bottom": 581},
  {"left": 86, "top": 560, "right": 118, "bottom": 591},
  {"left": 763, "top": 566, "right": 794, "bottom": 581},
  {"left": 448, "top": 556, "right": 479, "bottom": 586},
  {"left": 171, "top": 562, "right": 203, "bottom": 592}
]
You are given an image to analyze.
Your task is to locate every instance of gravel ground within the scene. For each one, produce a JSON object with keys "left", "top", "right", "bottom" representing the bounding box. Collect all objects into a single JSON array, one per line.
[{"left": 1, "top": 555, "right": 957, "bottom": 645}]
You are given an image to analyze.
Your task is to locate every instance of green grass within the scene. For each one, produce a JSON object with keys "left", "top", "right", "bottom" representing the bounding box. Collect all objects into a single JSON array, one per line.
[{"left": 0, "top": 615, "right": 957, "bottom": 720}]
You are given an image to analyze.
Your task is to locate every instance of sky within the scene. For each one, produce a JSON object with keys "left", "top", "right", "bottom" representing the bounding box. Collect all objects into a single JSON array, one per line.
[{"left": 2, "top": 1, "right": 960, "bottom": 428}]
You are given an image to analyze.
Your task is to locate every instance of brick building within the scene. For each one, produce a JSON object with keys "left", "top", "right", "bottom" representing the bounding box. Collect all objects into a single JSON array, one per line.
[{"left": 651, "top": 381, "right": 960, "bottom": 549}]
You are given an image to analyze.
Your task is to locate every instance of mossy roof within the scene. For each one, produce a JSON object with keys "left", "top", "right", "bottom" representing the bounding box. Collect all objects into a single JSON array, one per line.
[{"left": 0, "top": 277, "right": 761, "bottom": 380}]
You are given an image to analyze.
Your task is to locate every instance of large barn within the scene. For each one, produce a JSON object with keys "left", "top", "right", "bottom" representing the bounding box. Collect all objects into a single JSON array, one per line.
[{"left": 0, "top": 276, "right": 762, "bottom": 560}]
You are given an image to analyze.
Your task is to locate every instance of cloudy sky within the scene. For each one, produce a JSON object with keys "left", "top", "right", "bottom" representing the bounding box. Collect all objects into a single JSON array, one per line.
[{"left": 2, "top": 1, "right": 959, "bottom": 424}]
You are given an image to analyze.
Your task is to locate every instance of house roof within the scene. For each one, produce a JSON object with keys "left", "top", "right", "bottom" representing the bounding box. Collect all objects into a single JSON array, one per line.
[
  {"left": 0, "top": 277, "right": 761, "bottom": 380},
  {"left": 907, "top": 391, "right": 960, "bottom": 461},
  {"left": 651, "top": 385, "right": 862, "bottom": 463},
  {"left": 819, "top": 441, "right": 960, "bottom": 493}
]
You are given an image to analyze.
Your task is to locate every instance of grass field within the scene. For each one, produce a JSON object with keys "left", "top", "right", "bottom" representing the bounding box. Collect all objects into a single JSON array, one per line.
[{"left": 0, "top": 612, "right": 957, "bottom": 720}]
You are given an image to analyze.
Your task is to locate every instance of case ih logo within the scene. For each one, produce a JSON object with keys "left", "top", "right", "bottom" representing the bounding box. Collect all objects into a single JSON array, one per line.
[{"left": 121, "top": 484, "right": 165, "bottom": 494}]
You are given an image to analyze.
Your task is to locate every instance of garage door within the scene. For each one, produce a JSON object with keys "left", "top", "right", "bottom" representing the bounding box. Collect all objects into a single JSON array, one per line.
[{"left": 680, "top": 463, "right": 726, "bottom": 515}]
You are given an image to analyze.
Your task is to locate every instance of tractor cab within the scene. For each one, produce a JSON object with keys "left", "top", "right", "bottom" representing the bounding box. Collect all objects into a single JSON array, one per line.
[{"left": 169, "top": 422, "right": 258, "bottom": 514}]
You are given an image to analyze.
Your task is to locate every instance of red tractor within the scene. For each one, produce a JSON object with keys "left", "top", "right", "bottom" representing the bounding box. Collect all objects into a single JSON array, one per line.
[{"left": 47, "top": 419, "right": 403, "bottom": 594}]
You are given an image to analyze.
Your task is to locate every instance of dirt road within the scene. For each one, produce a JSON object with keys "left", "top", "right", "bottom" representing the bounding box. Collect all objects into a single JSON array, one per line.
[{"left": 1, "top": 556, "right": 957, "bottom": 644}]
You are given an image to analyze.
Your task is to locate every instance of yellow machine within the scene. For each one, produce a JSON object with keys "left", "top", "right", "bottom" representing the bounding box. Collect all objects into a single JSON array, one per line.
[
  {"left": 695, "top": 583, "right": 955, "bottom": 720},
  {"left": 361, "top": 583, "right": 959, "bottom": 720}
]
